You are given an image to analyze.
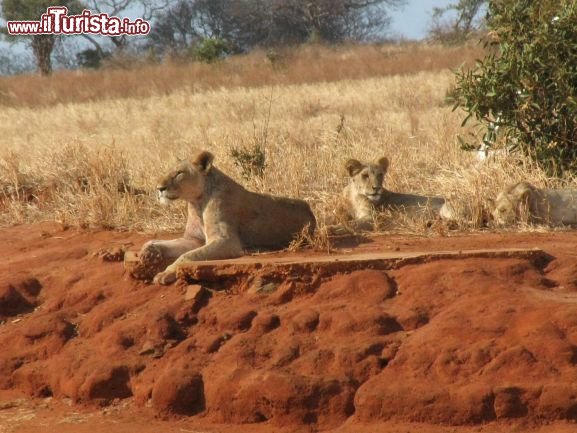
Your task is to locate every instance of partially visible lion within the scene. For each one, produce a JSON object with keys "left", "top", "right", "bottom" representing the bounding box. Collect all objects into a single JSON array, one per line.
[
  {"left": 491, "top": 181, "right": 577, "bottom": 226},
  {"left": 132, "top": 150, "right": 316, "bottom": 285},
  {"left": 341, "top": 156, "right": 454, "bottom": 229}
]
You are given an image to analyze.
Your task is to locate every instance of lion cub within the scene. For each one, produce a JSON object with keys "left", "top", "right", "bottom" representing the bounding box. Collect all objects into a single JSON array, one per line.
[
  {"left": 342, "top": 156, "right": 453, "bottom": 228},
  {"left": 140, "top": 150, "right": 316, "bottom": 285},
  {"left": 492, "top": 181, "right": 577, "bottom": 226}
]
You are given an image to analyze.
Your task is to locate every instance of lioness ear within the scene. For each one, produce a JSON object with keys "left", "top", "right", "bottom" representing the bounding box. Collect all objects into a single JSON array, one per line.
[
  {"left": 377, "top": 156, "right": 389, "bottom": 173},
  {"left": 193, "top": 151, "right": 214, "bottom": 174},
  {"left": 345, "top": 159, "right": 363, "bottom": 177}
]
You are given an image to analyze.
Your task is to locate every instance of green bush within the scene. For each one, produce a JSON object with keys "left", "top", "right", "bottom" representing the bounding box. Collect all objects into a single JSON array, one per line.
[
  {"left": 77, "top": 48, "right": 110, "bottom": 69},
  {"left": 453, "top": 0, "right": 577, "bottom": 176},
  {"left": 193, "top": 38, "right": 231, "bottom": 63}
]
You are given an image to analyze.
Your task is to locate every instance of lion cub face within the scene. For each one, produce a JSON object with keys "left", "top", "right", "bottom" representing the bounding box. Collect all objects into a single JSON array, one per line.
[
  {"left": 345, "top": 156, "right": 389, "bottom": 203},
  {"left": 492, "top": 193, "right": 517, "bottom": 225},
  {"left": 491, "top": 182, "right": 534, "bottom": 225},
  {"left": 157, "top": 151, "right": 214, "bottom": 204}
]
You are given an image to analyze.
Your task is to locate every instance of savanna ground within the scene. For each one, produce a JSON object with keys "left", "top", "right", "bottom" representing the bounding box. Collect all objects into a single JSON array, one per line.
[{"left": 2, "top": 42, "right": 577, "bottom": 433}]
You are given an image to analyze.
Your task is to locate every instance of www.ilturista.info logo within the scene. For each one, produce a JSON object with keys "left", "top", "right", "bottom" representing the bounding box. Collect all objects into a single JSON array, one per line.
[{"left": 7, "top": 7, "right": 150, "bottom": 36}]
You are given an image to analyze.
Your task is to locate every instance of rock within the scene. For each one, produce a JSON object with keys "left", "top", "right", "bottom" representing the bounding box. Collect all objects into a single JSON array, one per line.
[
  {"left": 252, "top": 314, "right": 281, "bottom": 334},
  {"left": 204, "top": 333, "right": 231, "bottom": 353},
  {"left": 219, "top": 309, "right": 257, "bottom": 332},
  {"left": 537, "top": 384, "right": 577, "bottom": 420},
  {"left": 0, "top": 286, "right": 34, "bottom": 318},
  {"left": 124, "top": 249, "right": 172, "bottom": 281},
  {"left": 493, "top": 386, "right": 528, "bottom": 419},
  {"left": 290, "top": 310, "right": 319, "bottom": 333},
  {"left": 184, "top": 284, "right": 205, "bottom": 302},
  {"left": 139, "top": 341, "right": 159, "bottom": 357},
  {"left": 97, "top": 246, "right": 127, "bottom": 262},
  {"left": 247, "top": 277, "right": 278, "bottom": 295},
  {"left": 204, "top": 371, "right": 355, "bottom": 428},
  {"left": 79, "top": 365, "right": 132, "bottom": 402},
  {"left": 152, "top": 367, "right": 205, "bottom": 416}
]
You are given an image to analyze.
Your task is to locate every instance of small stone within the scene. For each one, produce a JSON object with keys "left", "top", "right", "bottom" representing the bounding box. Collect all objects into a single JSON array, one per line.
[
  {"left": 97, "top": 246, "right": 126, "bottom": 262},
  {"left": 184, "top": 285, "right": 205, "bottom": 302},
  {"left": 247, "top": 277, "right": 278, "bottom": 295},
  {"left": 139, "top": 341, "right": 156, "bottom": 356}
]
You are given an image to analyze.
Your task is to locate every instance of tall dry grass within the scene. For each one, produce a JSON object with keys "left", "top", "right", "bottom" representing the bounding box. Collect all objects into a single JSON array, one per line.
[
  {"left": 0, "top": 42, "right": 483, "bottom": 108},
  {"left": 0, "top": 42, "right": 563, "bottom": 235}
]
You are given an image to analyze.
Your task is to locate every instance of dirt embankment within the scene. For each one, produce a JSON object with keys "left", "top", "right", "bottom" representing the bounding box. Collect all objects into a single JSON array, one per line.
[{"left": 2, "top": 223, "right": 577, "bottom": 432}]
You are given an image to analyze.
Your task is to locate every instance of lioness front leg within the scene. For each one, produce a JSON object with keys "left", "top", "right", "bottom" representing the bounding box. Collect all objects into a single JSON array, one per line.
[
  {"left": 140, "top": 238, "right": 204, "bottom": 262},
  {"left": 153, "top": 236, "right": 243, "bottom": 285}
]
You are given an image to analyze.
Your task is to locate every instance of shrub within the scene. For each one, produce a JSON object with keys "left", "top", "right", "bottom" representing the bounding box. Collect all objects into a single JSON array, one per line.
[
  {"left": 229, "top": 144, "right": 267, "bottom": 181},
  {"left": 453, "top": 0, "right": 577, "bottom": 176},
  {"left": 77, "top": 48, "right": 110, "bottom": 69},
  {"left": 193, "top": 38, "right": 231, "bottom": 63}
]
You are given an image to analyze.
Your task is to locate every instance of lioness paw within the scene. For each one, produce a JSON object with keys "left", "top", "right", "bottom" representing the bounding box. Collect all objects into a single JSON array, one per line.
[{"left": 153, "top": 270, "right": 177, "bottom": 285}]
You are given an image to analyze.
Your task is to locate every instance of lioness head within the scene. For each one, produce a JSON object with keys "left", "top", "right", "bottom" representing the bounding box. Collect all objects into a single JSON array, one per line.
[
  {"left": 345, "top": 156, "right": 389, "bottom": 203},
  {"left": 157, "top": 151, "right": 214, "bottom": 204},
  {"left": 491, "top": 181, "right": 535, "bottom": 225}
]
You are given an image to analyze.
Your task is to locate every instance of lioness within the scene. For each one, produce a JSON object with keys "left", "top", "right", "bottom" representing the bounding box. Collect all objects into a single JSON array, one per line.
[
  {"left": 342, "top": 156, "right": 453, "bottom": 228},
  {"left": 140, "top": 151, "right": 316, "bottom": 285},
  {"left": 492, "top": 181, "right": 577, "bottom": 226}
]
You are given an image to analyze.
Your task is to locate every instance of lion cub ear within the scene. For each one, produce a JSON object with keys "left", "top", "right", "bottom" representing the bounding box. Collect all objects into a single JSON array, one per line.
[
  {"left": 345, "top": 159, "right": 363, "bottom": 177},
  {"left": 377, "top": 156, "right": 389, "bottom": 173},
  {"left": 510, "top": 182, "right": 533, "bottom": 203},
  {"left": 193, "top": 151, "right": 214, "bottom": 174}
]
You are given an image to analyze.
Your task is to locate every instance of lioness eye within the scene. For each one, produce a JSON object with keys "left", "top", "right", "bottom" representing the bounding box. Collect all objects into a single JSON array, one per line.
[
  {"left": 362, "top": 174, "right": 369, "bottom": 180},
  {"left": 176, "top": 171, "right": 185, "bottom": 178}
]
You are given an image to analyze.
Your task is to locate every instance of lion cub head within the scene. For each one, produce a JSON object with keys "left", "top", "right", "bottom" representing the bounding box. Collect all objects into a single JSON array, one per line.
[
  {"left": 345, "top": 156, "right": 389, "bottom": 203},
  {"left": 491, "top": 181, "right": 536, "bottom": 225},
  {"left": 157, "top": 151, "right": 214, "bottom": 204}
]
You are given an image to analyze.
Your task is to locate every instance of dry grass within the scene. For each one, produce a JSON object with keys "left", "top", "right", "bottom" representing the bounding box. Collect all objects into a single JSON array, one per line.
[
  {"left": 0, "top": 42, "right": 566, "bottom": 237},
  {"left": 0, "top": 42, "right": 483, "bottom": 108}
]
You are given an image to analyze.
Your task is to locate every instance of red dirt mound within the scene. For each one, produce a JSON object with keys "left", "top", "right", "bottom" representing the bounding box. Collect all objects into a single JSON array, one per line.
[{"left": 2, "top": 223, "right": 577, "bottom": 432}]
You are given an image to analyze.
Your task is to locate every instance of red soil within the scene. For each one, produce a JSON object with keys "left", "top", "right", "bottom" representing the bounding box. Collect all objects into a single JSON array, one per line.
[{"left": 2, "top": 222, "right": 577, "bottom": 432}]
